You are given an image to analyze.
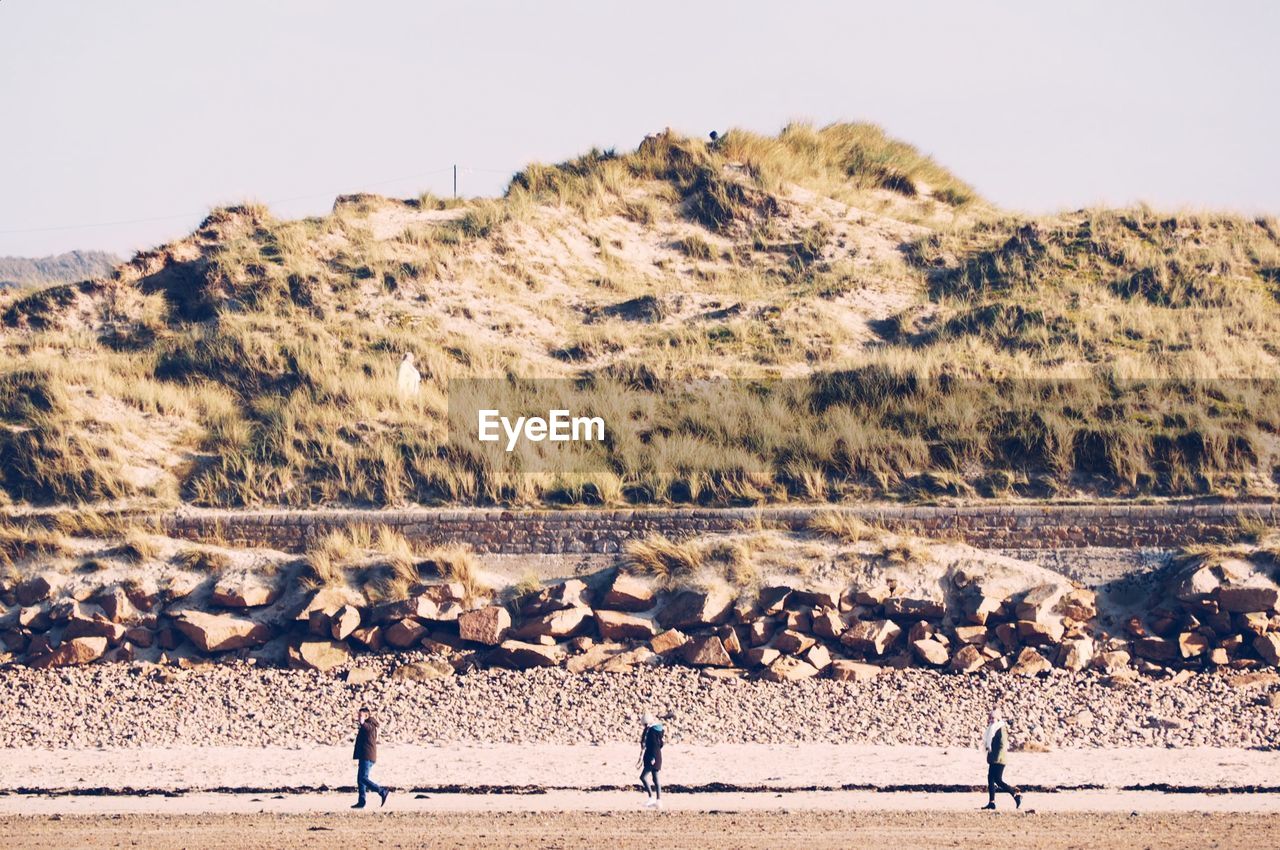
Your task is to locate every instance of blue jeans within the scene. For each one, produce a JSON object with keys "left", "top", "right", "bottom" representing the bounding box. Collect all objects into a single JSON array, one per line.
[{"left": 357, "top": 759, "right": 383, "bottom": 804}]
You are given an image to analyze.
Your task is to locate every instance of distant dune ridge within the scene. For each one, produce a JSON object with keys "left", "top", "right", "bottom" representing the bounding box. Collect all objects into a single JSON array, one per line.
[
  {"left": 1, "top": 122, "right": 1279, "bottom": 509},
  {"left": 0, "top": 250, "right": 121, "bottom": 289}
]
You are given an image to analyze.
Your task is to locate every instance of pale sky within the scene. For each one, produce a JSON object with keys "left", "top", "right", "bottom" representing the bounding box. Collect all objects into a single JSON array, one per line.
[{"left": 1, "top": 0, "right": 1277, "bottom": 258}]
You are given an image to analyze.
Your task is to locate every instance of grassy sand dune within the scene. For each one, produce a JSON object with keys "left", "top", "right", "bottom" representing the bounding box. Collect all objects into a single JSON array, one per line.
[{"left": 2, "top": 123, "right": 1279, "bottom": 509}]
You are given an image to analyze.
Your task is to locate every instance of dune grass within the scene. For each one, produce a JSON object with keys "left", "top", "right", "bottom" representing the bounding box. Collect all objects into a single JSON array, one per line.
[{"left": 2, "top": 122, "right": 1279, "bottom": 509}]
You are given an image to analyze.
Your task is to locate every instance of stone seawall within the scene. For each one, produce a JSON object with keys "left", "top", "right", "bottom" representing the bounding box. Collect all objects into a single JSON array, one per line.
[{"left": 156, "top": 502, "right": 1280, "bottom": 554}]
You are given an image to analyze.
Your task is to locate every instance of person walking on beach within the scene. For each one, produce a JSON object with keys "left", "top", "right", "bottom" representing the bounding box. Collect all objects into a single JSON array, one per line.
[
  {"left": 637, "top": 713, "right": 664, "bottom": 810},
  {"left": 352, "top": 706, "right": 389, "bottom": 809},
  {"left": 982, "top": 711, "right": 1022, "bottom": 810}
]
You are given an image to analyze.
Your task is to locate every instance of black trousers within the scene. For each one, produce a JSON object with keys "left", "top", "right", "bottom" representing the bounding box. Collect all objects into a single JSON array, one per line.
[
  {"left": 987, "top": 763, "right": 1018, "bottom": 802},
  {"left": 640, "top": 763, "right": 661, "bottom": 798}
]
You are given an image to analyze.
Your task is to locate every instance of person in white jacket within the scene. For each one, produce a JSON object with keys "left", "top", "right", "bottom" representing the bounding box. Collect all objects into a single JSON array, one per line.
[
  {"left": 982, "top": 711, "right": 1023, "bottom": 810},
  {"left": 397, "top": 352, "right": 421, "bottom": 397}
]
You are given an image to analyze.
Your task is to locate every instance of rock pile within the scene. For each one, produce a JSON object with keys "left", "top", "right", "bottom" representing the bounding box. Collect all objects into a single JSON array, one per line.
[{"left": 2, "top": 552, "right": 1278, "bottom": 679}]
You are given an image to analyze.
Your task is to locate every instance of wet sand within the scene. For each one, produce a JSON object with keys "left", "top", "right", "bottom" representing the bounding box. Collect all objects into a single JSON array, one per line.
[{"left": 1, "top": 809, "right": 1276, "bottom": 850}]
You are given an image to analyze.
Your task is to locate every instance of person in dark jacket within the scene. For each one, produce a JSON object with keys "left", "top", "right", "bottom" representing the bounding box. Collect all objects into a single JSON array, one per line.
[
  {"left": 352, "top": 706, "right": 389, "bottom": 809},
  {"left": 636, "top": 713, "right": 665, "bottom": 809},
  {"left": 982, "top": 711, "right": 1022, "bottom": 810}
]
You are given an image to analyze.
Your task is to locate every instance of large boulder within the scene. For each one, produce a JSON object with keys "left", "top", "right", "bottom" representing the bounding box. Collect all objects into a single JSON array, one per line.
[
  {"left": 595, "top": 610, "right": 656, "bottom": 641},
  {"left": 681, "top": 634, "right": 733, "bottom": 667},
  {"left": 392, "top": 658, "right": 454, "bottom": 680},
  {"left": 1016, "top": 619, "right": 1064, "bottom": 647},
  {"left": 91, "top": 586, "right": 138, "bottom": 623},
  {"left": 949, "top": 644, "right": 986, "bottom": 673},
  {"left": 490, "top": 640, "right": 565, "bottom": 669},
  {"left": 211, "top": 577, "right": 280, "bottom": 609},
  {"left": 1134, "top": 636, "right": 1178, "bottom": 663},
  {"left": 513, "top": 606, "right": 591, "bottom": 639},
  {"left": 828, "top": 659, "right": 883, "bottom": 681},
  {"left": 565, "top": 641, "right": 630, "bottom": 673},
  {"left": 287, "top": 639, "right": 351, "bottom": 672},
  {"left": 656, "top": 588, "right": 734, "bottom": 630},
  {"left": 458, "top": 606, "right": 511, "bottom": 645},
  {"left": 1015, "top": 584, "right": 1066, "bottom": 623},
  {"left": 601, "top": 573, "right": 656, "bottom": 612},
  {"left": 840, "top": 619, "right": 902, "bottom": 656},
  {"left": 1218, "top": 585, "right": 1280, "bottom": 614},
  {"left": 521, "top": 579, "right": 590, "bottom": 616},
  {"left": 26, "top": 635, "right": 107, "bottom": 668},
  {"left": 1056, "top": 637, "right": 1095, "bottom": 671},
  {"left": 760, "top": 655, "right": 820, "bottom": 682},
  {"left": 62, "top": 615, "right": 126, "bottom": 645},
  {"left": 1255, "top": 633, "right": 1280, "bottom": 666},
  {"left": 772, "top": 629, "right": 815, "bottom": 655},
  {"left": 329, "top": 605, "right": 363, "bottom": 641},
  {"left": 884, "top": 597, "right": 945, "bottom": 620},
  {"left": 649, "top": 628, "right": 688, "bottom": 656},
  {"left": 15, "top": 575, "right": 54, "bottom": 607},
  {"left": 911, "top": 638, "right": 950, "bottom": 666},
  {"left": 350, "top": 625, "right": 384, "bottom": 651},
  {"left": 384, "top": 618, "right": 428, "bottom": 648},
  {"left": 1010, "top": 647, "right": 1052, "bottom": 676},
  {"left": 743, "top": 646, "right": 780, "bottom": 668},
  {"left": 373, "top": 593, "right": 454, "bottom": 625},
  {"left": 810, "top": 608, "right": 847, "bottom": 640},
  {"left": 173, "top": 611, "right": 272, "bottom": 653}
]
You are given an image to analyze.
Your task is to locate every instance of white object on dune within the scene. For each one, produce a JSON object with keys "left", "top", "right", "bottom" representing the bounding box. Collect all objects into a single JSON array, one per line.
[{"left": 397, "top": 353, "right": 421, "bottom": 396}]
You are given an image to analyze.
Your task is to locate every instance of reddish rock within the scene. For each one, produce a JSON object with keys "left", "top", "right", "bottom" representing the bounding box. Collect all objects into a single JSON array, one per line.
[
  {"left": 591, "top": 609, "right": 653, "bottom": 642},
  {"left": 385, "top": 618, "right": 428, "bottom": 648},
  {"left": 649, "top": 629, "right": 688, "bottom": 656},
  {"left": 173, "top": 611, "right": 272, "bottom": 653},
  {"left": 681, "top": 634, "right": 733, "bottom": 667},
  {"left": 840, "top": 619, "right": 902, "bottom": 656},
  {"left": 521, "top": 579, "right": 590, "bottom": 615},
  {"left": 760, "top": 655, "right": 820, "bottom": 682},
  {"left": 1056, "top": 637, "right": 1094, "bottom": 671},
  {"left": 954, "top": 625, "right": 989, "bottom": 645},
  {"left": 62, "top": 615, "right": 126, "bottom": 645},
  {"left": 757, "top": 586, "right": 792, "bottom": 615},
  {"left": 92, "top": 587, "right": 137, "bottom": 623},
  {"left": 287, "top": 639, "right": 350, "bottom": 671},
  {"left": 828, "top": 659, "right": 883, "bottom": 681},
  {"left": 26, "top": 636, "right": 107, "bottom": 668},
  {"left": 211, "top": 578, "right": 280, "bottom": 609},
  {"left": 773, "top": 629, "right": 815, "bottom": 655},
  {"left": 392, "top": 658, "right": 454, "bottom": 680},
  {"left": 458, "top": 606, "right": 511, "bottom": 645},
  {"left": 804, "top": 643, "right": 832, "bottom": 670},
  {"left": 490, "top": 640, "right": 564, "bottom": 669},
  {"left": 656, "top": 588, "right": 734, "bottom": 630},
  {"left": 1255, "top": 633, "right": 1280, "bottom": 666},
  {"left": 15, "top": 575, "right": 53, "bottom": 607},
  {"left": 350, "top": 625, "right": 384, "bottom": 651},
  {"left": 514, "top": 606, "right": 591, "bottom": 639},
  {"left": 329, "top": 605, "right": 363, "bottom": 641},
  {"left": 601, "top": 573, "right": 655, "bottom": 612},
  {"left": 124, "top": 627, "right": 154, "bottom": 648},
  {"left": 743, "top": 646, "right": 780, "bottom": 668},
  {"left": 911, "top": 638, "right": 949, "bottom": 666},
  {"left": 1011, "top": 647, "right": 1052, "bottom": 676},
  {"left": 747, "top": 618, "right": 776, "bottom": 647},
  {"left": 1177, "top": 632, "right": 1210, "bottom": 659},
  {"left": 1134, "top": 636, "right": 1178, "bottom": 663},
  {"left": 810, "top": 608, "right": 847, "bottom": 640},
  {"left": 1219, "top": 586, "right": 1280, "bottom": 614},
  {"left": 949, "top": 644, "right": 985, "bottom": 673},
  {"left": 884, "top": 597, "right": 944, "bottom": 620}
]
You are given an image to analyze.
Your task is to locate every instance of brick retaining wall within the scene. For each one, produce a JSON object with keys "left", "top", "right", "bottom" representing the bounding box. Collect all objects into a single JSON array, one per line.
[{"left": 156, "top": 502, "right": 1280, "bottom": 554}]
